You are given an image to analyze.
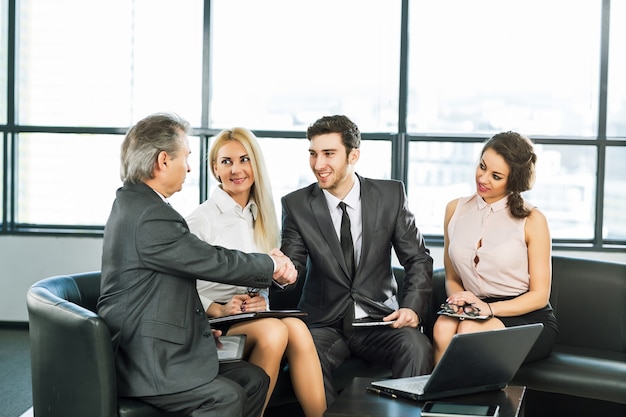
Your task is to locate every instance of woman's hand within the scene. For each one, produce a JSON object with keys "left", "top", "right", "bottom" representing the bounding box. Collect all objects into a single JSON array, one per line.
[
  {"left": 221, "top": 293, "right": 268, "bottom": 316},
  {"left": 446, "top": 291, "right": 491, "bottom": 316}
]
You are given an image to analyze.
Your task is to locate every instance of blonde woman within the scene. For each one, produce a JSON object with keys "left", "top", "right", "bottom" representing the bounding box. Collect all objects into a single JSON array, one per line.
[{"left": 186, "top": 128, "right": 326, "bottom": 417}]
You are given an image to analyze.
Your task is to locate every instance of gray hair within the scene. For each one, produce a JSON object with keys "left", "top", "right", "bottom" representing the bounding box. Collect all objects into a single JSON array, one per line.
[{"left": 120, "top": 113, "right": 190, "bottom": 183}]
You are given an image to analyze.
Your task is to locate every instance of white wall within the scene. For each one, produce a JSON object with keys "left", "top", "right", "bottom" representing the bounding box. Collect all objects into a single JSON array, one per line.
[
  {"left": 2, "top": 235, "right": 625, "bottom": 322},
  {"left": 2, "top": 235, "right": 103, "bottom": 322}
]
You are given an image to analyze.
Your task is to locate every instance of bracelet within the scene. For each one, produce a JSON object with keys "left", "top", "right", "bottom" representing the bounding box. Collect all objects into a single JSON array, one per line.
[{"left": 486, "top": 303, "right": 494, "bottom": 318}]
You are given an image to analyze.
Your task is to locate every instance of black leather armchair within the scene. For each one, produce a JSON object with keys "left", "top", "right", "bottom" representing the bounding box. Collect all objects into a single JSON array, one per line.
[{"left": 26, "top": 272, "right": 185, "bottom": 417}]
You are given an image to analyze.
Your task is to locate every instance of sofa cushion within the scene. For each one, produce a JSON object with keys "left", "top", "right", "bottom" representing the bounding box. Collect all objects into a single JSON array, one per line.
[{"left": 513, "top": 348, "right": 626, "bottom": 404}]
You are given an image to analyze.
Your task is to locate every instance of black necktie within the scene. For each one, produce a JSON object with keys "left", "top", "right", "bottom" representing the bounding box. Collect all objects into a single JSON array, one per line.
[
  {"left": 339, "top": 202, "right": 355, "bottom": 279},
  {"left": 339, "top": 202, "right": 356, "bottom": 336}
]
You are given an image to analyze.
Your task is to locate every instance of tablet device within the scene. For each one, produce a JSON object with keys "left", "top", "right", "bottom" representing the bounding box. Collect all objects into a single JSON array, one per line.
[
  {"left": 352, "top": 318, "right": 397, "bottom": 327},
  {"left": 422, "top": 402, "right": 499, "bottom": 417},
  {"left": 216, "top": 334, "right": 246, "bottom": 363}
]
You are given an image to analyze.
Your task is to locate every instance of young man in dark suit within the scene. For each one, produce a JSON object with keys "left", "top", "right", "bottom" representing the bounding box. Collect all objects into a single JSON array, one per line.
[
  {"left": 98, "top": 113, "right": 297, "bottom": 417},
  {"left": 280, "top": 115, "right": 434, "bottom": 405}
]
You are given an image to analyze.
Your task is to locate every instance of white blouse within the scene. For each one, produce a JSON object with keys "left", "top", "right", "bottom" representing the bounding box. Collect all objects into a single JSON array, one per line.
[{"left": 186, "top": 186, "right": 269, "bottom": 311}]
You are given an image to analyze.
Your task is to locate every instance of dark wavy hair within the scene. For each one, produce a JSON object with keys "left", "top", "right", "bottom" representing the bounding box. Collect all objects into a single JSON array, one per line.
[
  {"left": 481, "top": 131, "right": 537, "bottom": 218},
  {"left": 306, "top": 115, "right": 361, "bottom": 156}
]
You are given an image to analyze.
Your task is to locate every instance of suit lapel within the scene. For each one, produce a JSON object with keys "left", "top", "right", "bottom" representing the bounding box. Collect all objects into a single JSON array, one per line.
[
  {"left": 310, "top": 186, "right": 353, "bottom": 280},
  {"left": 357, "top": 176, "right": 378, "bottom": 280}
]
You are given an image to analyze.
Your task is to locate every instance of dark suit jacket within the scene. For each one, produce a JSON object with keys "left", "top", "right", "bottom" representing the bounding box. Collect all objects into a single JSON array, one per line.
[
  {"left": 281, "top": 175, "right": 433, "bottom": 328},
  {"left": 98, "top": 182, "right": 274, "bottom": 397}
]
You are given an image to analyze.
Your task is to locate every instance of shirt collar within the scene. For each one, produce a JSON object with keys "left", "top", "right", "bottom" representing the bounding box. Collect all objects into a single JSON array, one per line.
[
  {"left": 476, "top": 193, "right": 508, "bottom": 213},
  {"left": 150, "top": 188, "right": 170, "bottom": 204},
  {"left": 213, "top": 186, "right": 258, "bottom": 220},
  {"left": 322, "top": 173, "right": 361, "bottom": 209}
]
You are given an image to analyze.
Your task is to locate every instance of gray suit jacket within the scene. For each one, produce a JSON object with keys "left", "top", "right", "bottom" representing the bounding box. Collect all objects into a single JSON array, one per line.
[
  {"left": 281, "top": 175, "right": 433, "bottom": 328},
  {"left": 98, "top": 182, "right": 274, "bottom": 397}
]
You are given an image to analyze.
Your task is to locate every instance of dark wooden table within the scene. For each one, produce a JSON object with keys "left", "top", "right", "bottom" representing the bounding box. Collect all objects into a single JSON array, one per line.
[{"left": 324, "top": 377, "right": 526, "bottom": 417}]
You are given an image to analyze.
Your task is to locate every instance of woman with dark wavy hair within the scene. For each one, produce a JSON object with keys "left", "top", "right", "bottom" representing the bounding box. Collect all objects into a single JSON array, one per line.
[{"left": 433, "top": 131, "right": 558, "bottom": 364}]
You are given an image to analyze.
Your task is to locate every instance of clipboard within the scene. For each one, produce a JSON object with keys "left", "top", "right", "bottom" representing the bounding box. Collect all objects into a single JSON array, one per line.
[{"left": 209, "top": 310, "right": 308, "bottom": 327}]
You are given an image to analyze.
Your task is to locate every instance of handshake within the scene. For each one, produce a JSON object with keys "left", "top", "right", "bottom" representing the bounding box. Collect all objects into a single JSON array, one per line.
[{"left": 269, "top": 248, "right": 297, "bottom": 286}]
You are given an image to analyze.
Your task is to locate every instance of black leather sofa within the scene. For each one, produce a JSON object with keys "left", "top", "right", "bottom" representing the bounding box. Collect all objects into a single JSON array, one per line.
[
  {"left": 26, "top": 256, "right": 625, "bottom": 416},
  {"left": 511, "top": 256, "right": 626, "bottom": 415}
]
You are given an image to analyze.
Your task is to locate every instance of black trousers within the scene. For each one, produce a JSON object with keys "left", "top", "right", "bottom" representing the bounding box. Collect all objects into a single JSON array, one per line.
[
  {"left": 310, "top": 325, "right": 433, "bottom": 405},
  {"left": 137, "top": 361, "right": 269, "bottom": 417}
]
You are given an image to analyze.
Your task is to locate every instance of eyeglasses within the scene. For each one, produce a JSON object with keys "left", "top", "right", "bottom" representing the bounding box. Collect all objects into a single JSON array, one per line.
[
  {"left": 439, "top": 302, "right": 481, "bottom": 317},
  {"left": 247, "top": 287, "right": 260, "bottom": 297}
]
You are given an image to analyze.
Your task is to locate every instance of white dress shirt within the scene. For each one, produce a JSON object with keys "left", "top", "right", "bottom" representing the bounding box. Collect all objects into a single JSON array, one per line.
[
  {"left": 186, "top": 186, "right": 270, "bottom": 311},
  {"left": 322, "top": 174, "right": 368, "bottom": 319}
]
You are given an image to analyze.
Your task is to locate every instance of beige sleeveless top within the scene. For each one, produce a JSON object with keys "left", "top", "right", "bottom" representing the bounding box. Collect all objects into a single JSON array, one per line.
[{"left": 447, "top": 194, "right": 531, "bottom": 298}]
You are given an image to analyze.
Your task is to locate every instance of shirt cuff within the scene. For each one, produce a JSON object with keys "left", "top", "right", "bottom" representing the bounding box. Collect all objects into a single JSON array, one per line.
[
  {"left": 259, "top": 289, "right": 270, "bottom": 311},
  {"left": 271, "top": 280, "right": 287, "bottom": 290}
]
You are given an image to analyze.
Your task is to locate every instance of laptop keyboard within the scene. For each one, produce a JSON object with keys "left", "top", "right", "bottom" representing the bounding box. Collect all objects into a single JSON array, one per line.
[{"left": 392, "top": 379, "right": 427, "bottom": 394}]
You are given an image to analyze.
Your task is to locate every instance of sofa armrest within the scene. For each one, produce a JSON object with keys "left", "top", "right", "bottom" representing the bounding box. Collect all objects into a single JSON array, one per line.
[{"left": 27, "top": 277, "right": 118, "bottom": 417}]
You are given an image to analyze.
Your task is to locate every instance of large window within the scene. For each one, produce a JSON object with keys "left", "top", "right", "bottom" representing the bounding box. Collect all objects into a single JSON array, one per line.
[
  {"left": 210, "top": 0, "right": 401, "bottom": 132},
  {"left": 0, "top": 0, "right": 7, "bottom": 125},
  {"left": 14, "top": 0, "right": 204, "bottom": 223},
  {"left": 604, "top": 146, "right": 626, "bottom": 241},
  {"left": 1, "top": 0, "right": 7, "bottom": 228},
  {"left": 17, "top": 0, "right": 203, "bottom": 127},
  {"left": 1, "top": 0, "right": 624, "bottom": 251},
  {"left": 607, "top": 0, "right": 626, "bottom": 137},
  {"left": 407, "top": 0, "right": 601, "bottom": 137}
]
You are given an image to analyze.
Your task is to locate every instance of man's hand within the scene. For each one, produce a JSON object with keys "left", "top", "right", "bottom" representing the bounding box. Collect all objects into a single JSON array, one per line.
[
  {"left": 384, "top": 307, "right": 420, "bottom": 329},
  {"left": 211, "top": 329, "right": 223, "bottom": 349},
  {"left": 269, "top": 248, "right": 297, "bottom": 286}
]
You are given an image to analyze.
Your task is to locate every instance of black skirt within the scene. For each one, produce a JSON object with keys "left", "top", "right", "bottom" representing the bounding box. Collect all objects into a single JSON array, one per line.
[{"left": 482, "top": 295, "right": 559, "bottom": 363}]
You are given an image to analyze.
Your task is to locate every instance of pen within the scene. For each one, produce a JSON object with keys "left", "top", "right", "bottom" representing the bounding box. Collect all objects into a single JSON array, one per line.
[{"left": 366, "top": 386, "right": 398, "bottom": 399}]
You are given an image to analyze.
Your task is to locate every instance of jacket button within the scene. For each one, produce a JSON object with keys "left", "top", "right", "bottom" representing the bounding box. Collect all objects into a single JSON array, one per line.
[
  {"left": 202, "top": 331, "right": 211, "bottom": 338},
  {"left": 196, "top": 308, "right": 204, "bottom": 316}
]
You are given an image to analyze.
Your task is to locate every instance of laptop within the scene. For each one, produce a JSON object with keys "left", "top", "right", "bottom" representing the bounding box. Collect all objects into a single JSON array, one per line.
[{"left": 371, "top": 323, "right": 543, "bottom": 401}]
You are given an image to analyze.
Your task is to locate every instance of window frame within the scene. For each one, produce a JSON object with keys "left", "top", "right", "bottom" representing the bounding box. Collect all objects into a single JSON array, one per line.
[{"left": 0, "top": 0, "right": 624, "bottom": 253}]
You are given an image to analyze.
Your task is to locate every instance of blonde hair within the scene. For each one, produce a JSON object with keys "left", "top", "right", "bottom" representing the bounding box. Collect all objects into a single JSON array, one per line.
[{"left": 209, "top": 128, "right": 279, "bottom": 252}]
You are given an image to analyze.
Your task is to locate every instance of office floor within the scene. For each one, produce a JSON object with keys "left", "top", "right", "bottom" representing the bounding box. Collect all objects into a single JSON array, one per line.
[
  {"left": 6, "top": 322, "right": 624, "bottom": 417},
  {"left": 0, "top": 325, "right": 32, "bottom": 417}
]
